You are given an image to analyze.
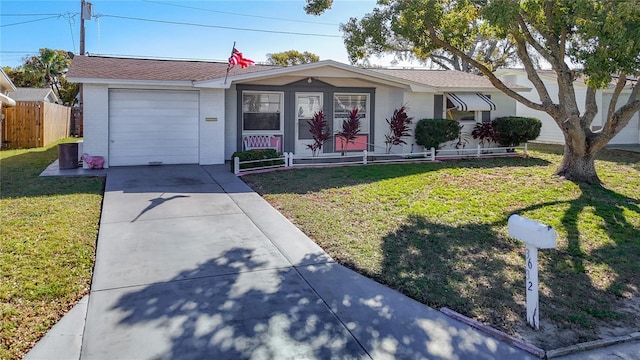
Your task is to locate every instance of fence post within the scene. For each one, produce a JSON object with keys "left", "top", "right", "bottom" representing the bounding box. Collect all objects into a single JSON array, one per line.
[
  {"left": 524, "top": 143, "right": 528, "bottom": 156},
  {"left": 430, "top": 147, "right": 436, "bottom": 161},
  {"left": 283, "top": 152, "right": 289, "bottom": 168},
  {"left": 477, "top": 144, "right": 482, "bottom": 158},
  {"left": 234, "top": 156, "right": 240, "bottom": 175},
  {"left": 288, "top": 152, "right": 293, "bottom": 167},
  {"left": 363, "top": 150, "right": 368, "bottom": 165}
]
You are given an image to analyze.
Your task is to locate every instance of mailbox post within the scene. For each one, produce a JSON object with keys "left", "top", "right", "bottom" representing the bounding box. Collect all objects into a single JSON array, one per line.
[{"left": 508, "top": 214, "right": 556, "bottom": 330}]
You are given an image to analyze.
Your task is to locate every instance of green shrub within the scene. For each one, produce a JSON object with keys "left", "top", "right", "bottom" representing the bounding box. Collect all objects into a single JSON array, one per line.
[
  {"left": 230, "top": 149, "right": 284, "bottom": 171},
  {"left": 492, "top": 116, "right": 542, "bottom": 148},
  {"left": 414, "top": 118, "right": 460, "bottom": 150}
]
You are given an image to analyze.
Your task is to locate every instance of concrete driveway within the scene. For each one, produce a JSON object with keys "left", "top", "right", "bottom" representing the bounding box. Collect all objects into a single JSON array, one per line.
[{"left": 29, "top": 164, "right": 537, "bottom": 359}]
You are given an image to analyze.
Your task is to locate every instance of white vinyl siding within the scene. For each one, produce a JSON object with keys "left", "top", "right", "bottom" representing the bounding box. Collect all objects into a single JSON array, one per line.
[{"left": 108, "top": 89, "right": 199, "bottom": 166}]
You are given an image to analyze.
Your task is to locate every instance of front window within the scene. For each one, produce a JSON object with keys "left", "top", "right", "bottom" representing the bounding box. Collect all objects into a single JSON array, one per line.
[
  {"left": 242, "top": 92, "right": 283, "bottom": 132},
  {"left": 333, "top": 93, "right": 369, "bottom": 132},
  {"left": 446, "top": 98, "right": 479, "bottom": 122}
]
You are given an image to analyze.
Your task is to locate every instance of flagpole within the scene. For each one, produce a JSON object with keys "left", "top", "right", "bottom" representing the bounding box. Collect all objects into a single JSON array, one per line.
[{"left": 224, "top": 41, "right": 236, "bottom": 85}]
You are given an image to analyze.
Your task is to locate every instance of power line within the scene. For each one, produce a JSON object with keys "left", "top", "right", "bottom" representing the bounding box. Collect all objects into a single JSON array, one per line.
[
  {"left": 96, "top": 13, "right": 342, "bottom": 38},
  {"left": 90, "top": 53, "right": 230, "bottom": 62},
  {"left": 1, "top": 13, "right": 63, "bottom": 16},
  {"left": 140, "top": 0, "right": 339, "bottom": 26},
  {"left": 1, "top": 15, "right": 61, "bottom": 28}
]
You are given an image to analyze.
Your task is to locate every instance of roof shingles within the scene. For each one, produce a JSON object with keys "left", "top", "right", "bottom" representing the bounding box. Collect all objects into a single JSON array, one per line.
[
  {"left": 67, "top": 56, "right": 277, "bottom": 82},
  {"left": 371, "top": 69, "right": 501, "bottom": 89},
  {"left": 67, "top": 56, "right": 527, "bottom": 90},
  {"left": 8, "top": 87, "right": 57, "bottom": 102}
]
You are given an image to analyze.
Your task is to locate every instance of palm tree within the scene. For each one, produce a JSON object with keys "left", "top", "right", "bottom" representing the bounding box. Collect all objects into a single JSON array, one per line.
[{"left": 24, "top": 49, "right": 69, "bottom": 97}]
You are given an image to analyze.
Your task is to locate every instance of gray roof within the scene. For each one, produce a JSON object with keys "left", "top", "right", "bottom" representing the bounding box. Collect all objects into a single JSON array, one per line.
[
  {"left": 9, "top": 87, "right": 59, "bottom": 102},
  {"left": 371, "top": 68, "right": 528, "bottom": 90},
  {"left": 67, "top": 55, "right": 528, "bottom": 91},
  {"left": 68, "top": 56, "right": 277, "bottom": 82}
]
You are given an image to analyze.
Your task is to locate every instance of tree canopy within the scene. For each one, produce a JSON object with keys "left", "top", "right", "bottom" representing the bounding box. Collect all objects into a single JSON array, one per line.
[
  {"left": 4, "top": 49, "right": 78, "bottom": 106},
  {"left": 266, "top": 50, "right": 320, "bottom": 66},
  {"left": 306, "top": 0, "right": 640, "bottom": 184}
]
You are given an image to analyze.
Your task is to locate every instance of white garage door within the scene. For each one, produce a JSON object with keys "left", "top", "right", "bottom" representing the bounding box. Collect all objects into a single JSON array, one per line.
[{"left": 109, "top": 89, "right": 199, "bottom": 166}]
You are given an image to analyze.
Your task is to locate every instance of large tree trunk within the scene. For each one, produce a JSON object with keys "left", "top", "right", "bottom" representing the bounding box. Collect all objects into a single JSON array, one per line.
[{"left": 555, "top": 144, "right": 600, "bottom": 185}]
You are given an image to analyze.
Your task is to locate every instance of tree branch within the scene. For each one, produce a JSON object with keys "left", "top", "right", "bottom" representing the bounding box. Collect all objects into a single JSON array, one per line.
[
  {"left": 429, "top": 54, "right": 457, "bottom": 69},
  {"left": 607, "top": 73, "right": 627, "bottom": 122},
  {"left": 515, "top": 15, "right": 555, "bottom": 65},
  {"left": 512, "top": 35, "right": 554, "bottom": 107},
  {"left": 426, "top": 25, "right": 547, "bottom": 112},
  {"left": 591, "top": 79, "right": 640, "bottom": 149},
  {"left": 581, "top": 87, "right": 597, "bottom": 129}
]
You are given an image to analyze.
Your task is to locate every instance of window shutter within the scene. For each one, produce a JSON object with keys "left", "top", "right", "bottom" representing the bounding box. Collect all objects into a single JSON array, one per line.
[
  {"left": 482, "top": 95, "right": 491, "bottom": 123},
  {"left": 434, "top": 95, "right": 443, "bottom": 118},
  {"left": 482, "top": 111, "right": 491, "bottom": 123}
]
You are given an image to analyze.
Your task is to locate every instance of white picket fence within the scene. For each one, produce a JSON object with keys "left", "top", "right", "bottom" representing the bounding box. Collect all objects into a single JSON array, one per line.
[{"left": 234, "top": 143, "right": 528, "bottom": 175}]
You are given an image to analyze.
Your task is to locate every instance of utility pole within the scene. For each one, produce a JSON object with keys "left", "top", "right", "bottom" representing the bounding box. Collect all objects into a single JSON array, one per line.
[
  {"left": 80, "top": 0, "right": 92, "bottom": 55},
  {"left": 80, "top": 0, "right": 86, "bottom": 55},
  {"left": 78, "top": 0, "right": 91, "bottom": 137}
]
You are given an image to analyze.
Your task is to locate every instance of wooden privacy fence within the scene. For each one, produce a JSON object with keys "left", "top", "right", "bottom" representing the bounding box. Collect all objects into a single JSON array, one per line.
[{"left": 1, "top": 101, "right": 71, "bottom": 149}]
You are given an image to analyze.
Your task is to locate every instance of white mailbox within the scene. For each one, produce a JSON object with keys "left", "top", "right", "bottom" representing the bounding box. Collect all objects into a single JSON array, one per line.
[{"left": 508, "top": 214, "right": 556, "bottom": 330}]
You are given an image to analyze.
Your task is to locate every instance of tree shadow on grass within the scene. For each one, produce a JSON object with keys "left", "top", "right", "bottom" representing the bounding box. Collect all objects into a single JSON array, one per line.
[
  {"left": 528, "top": 143, "right": 640, "bottom": 169},
  {"left": 367, "top": 192, "right": 639, "bottom": 349},
  {"left": 510, "top": 184, "right": 640, "bottom": 342},
  {"left": 373, "top": 215, "right": 526, "bottom": 335}
]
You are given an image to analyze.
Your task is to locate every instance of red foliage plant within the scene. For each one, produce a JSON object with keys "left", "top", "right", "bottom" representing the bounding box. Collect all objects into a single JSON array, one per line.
[
  {"left": 384, "top": 105, "right": 413, "bottom": 153},
  {"left": 306, "top": 110, "right": 331, "bottom": 156},
  {"left": 336, "top": 108, "right": 362, "bottom": 154},
  {"left": 471, "top": 122, "right": 497, "bottom": 147}
]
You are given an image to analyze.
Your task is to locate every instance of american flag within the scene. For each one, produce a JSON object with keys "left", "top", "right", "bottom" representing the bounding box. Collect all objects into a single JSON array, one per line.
[{"left": 228, "top": 48, "right": 254, "bottom": 69}]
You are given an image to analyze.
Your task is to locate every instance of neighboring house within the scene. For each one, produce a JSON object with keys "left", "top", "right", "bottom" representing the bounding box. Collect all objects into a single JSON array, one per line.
[
  {"left": 496, "top": 69, "right": 640, "bottom": 145},
  {"left": 67, "top": 55, "right": 529, "bottom": 168},
  {"left": 8, "top": 87, "right": 60, "bottom": 103},
  {"left": 0, "top": 69, "right": 17, "bottom": 107}
]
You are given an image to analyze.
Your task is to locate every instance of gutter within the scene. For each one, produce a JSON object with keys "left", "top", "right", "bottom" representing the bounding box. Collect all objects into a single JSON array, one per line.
[{"left": 0, "top": 93, "right": 16, "bottom": 107}]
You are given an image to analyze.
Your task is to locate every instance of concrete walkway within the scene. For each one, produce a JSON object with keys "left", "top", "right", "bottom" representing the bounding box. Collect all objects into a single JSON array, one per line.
[{"left": 28, "top": 164, "right": 538, "bottom": 359}]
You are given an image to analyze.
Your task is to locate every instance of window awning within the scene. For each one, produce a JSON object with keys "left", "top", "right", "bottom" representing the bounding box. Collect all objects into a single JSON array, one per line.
[{"left": 446, "top": 93, "right": 496, "bottom": 111}]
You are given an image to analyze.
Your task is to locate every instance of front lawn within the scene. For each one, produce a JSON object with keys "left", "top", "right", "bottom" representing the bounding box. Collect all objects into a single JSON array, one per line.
[
  {"left": 242, "top": 144, "right": 640, "bottom": 349},
  {"left": 0, "top": 141, "right": 104, "bottom": 360}
]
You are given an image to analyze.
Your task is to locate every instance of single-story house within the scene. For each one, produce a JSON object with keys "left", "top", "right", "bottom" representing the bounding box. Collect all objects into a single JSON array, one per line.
[
  {"left": 496, "top": 69, "right": 640, "bottom": 145},
  {"left": 9, "top": 87, "right": 60, "bottom": 103},
  {"left": 67, "top": 56, "right": 530, "bottom": 167}
]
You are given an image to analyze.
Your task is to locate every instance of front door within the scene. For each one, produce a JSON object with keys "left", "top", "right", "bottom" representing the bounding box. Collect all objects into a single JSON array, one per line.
[{"left": 295, "top": 92, "right": 323, "bottom": 156}]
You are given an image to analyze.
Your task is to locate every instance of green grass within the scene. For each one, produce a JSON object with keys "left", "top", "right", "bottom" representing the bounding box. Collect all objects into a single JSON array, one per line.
[
  {"left": 0, "top": 140, "right": 104, "bottom": 360},
  {"left": 243, "top": 144, "right": 640, "bottom": 349}
]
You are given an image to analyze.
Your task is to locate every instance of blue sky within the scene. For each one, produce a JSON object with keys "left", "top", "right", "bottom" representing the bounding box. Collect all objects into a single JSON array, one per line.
[{"left": 1, "top": 0, "right": 381, "bottom": 68}]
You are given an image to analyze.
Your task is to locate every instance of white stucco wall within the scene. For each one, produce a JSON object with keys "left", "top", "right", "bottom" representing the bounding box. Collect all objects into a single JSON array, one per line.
[
  {"left": 606, "top": 92, "right": 640, "bottom": 144},
  {"left": 199, "top": 89, "right": 226, "bottom": 164},
  {"left": 489, "top": 92, "right": 518, "bottom": 119},
  {"left": 504, "top": 74, "right": 566, "bottom": 144},
  {"left": 82, "top": 84, "right": 109, "bottom": 168},
  {"left": 82, "top": 84, "right": 228, "bottom": 167},
  {"left": 498, "top": 72, "right": 638, "bottom": 145},
  {"left": 399, "top": 91, "right": 435, "bottom": 153},
  {"left": 372, "top": 86, "right": 406, "bottom": 153}
]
